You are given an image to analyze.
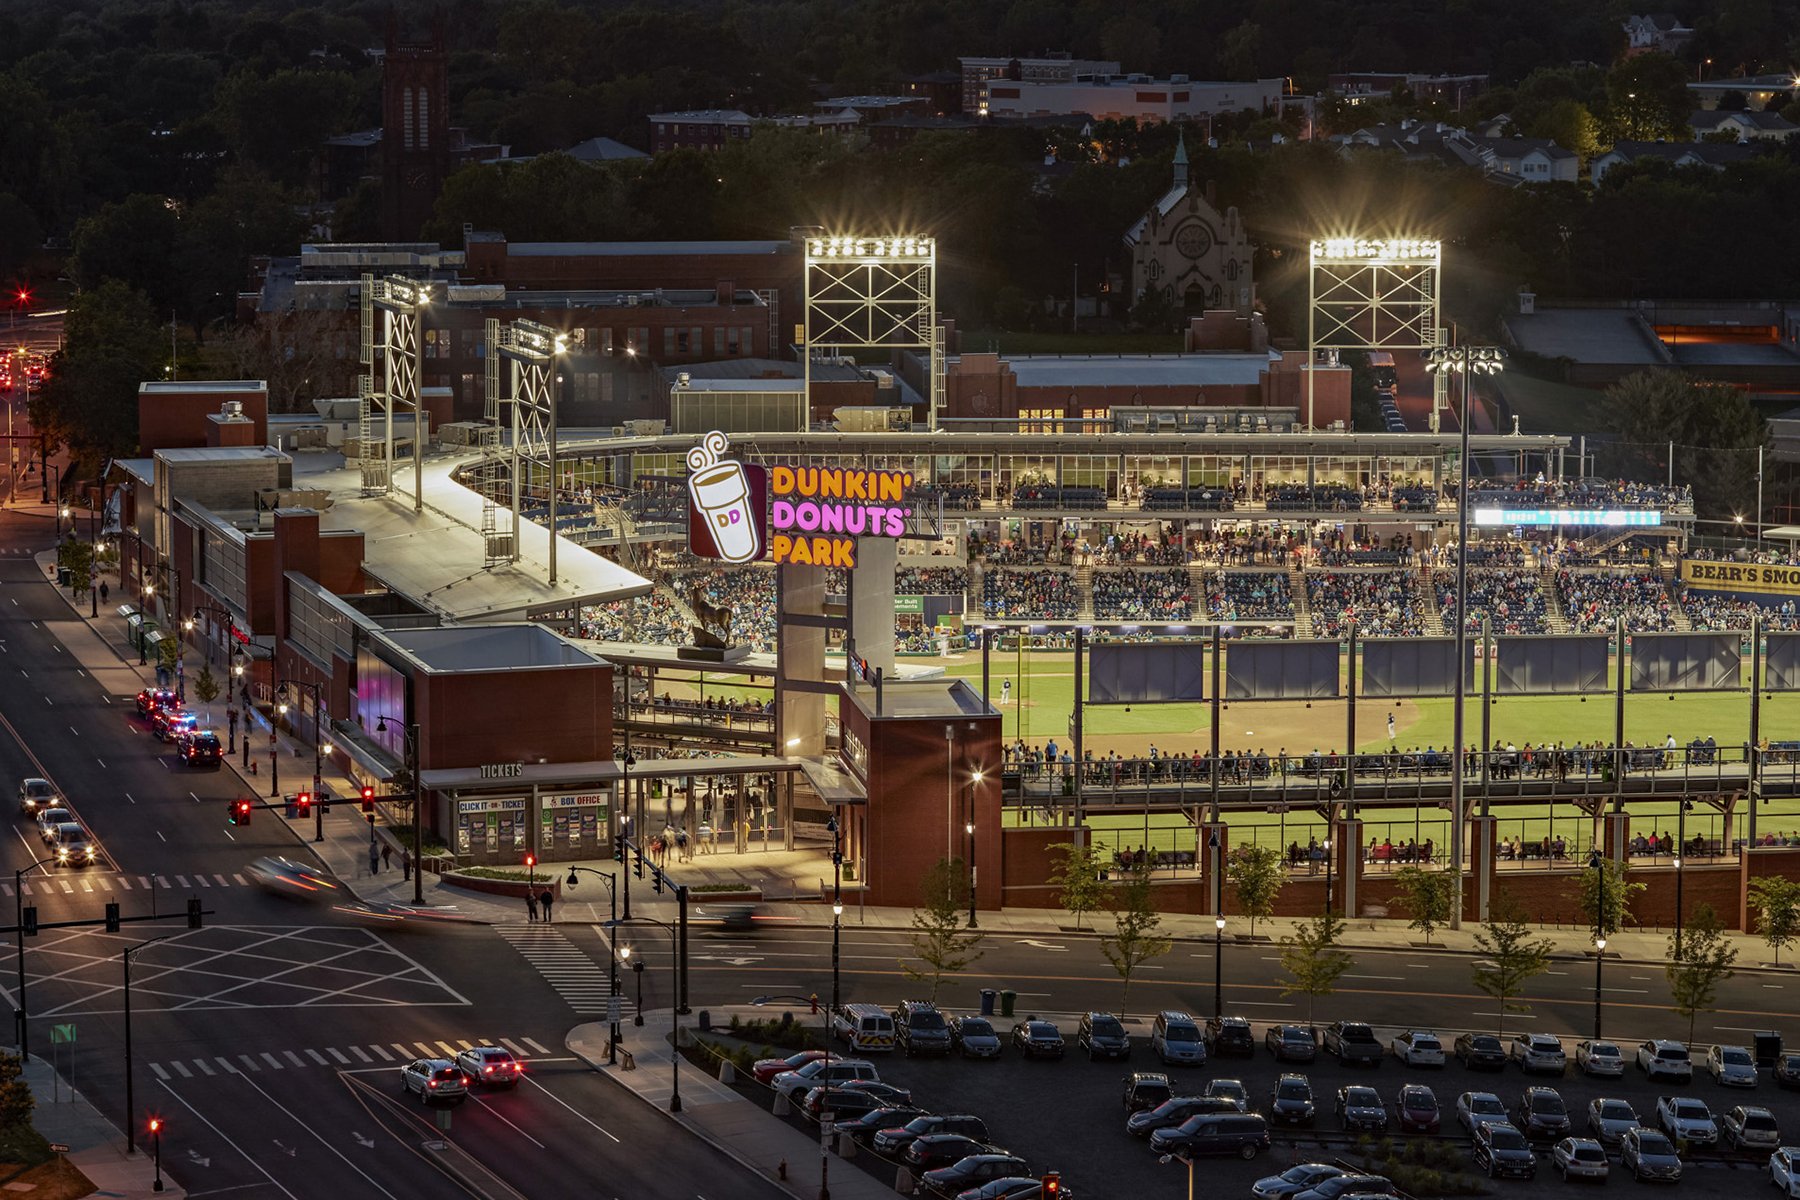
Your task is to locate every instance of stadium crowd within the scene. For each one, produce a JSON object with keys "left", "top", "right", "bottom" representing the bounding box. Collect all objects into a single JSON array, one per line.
[
  {"left": 1306, "top": 570, "right": 1427, "bottom": 637},
  {"left": 982, "top": 568, "right": 1081, "bottom": 620},
  {"left": 1436, "top": 566, "right": 1548, "bottom": 633},
  {"left": 1093, "top": 568, "right": 1193, "bottom": 621},
  {"left": 1206, "top": 571, "right": 1294, "bottom": 621},
  {"left": 894, "top": 566, "right": 969, "bottom": 596},
  {"left": 1681, "top": 589, "right": 1800, "bottom": 631},
  {"left": 1555, "top": 569, "right": 1677, "bottom": 632}
]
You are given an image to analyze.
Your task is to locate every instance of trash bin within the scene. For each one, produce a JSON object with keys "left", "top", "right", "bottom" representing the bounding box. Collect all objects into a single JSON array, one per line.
[
  {"left": 999, "top": 989, "right": 1016, "bottom": 1018},
  {"left": 979, "top": 989, "right": 996, "bottom": 1017},
  {"left": 56, "top": 567, "right": 69, "bottom": 587},
  {"left": 1755, "top": 1031, "right": 1782, "bottom": 1069}
]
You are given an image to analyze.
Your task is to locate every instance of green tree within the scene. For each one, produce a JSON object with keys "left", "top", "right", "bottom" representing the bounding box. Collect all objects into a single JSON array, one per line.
[
  {"left": 1393, "top": 866, "right": 1452, "bottom": 945},
  {"left": 192, "top": 663, "right": 221, "bottom": 722},
  {"left": 1279, "top": 911, "right": 1351, "bottom": 1029},
  {"left": 1573, "top": 855, "right": 1648, "bottom": 937},
  {"left": 1047, "top": 841, "right": 1108, "bottom": 931},
  {"left": 900, "top": 858, "right": 983, "bottom": 1003},
  {"left": 1606, "top": 53, "right": 1693, "bottom": 141},
  {"left": 1100, "top": 868, "right": 1172, "bottom": 1016},
  {"left": 1526, "top": 99, "right": 1604, "bottom": 161},
  {"left": 69, "top": 193, "right": 183, "bottom": 313},
  {"left": 1749, "top": 876, "right": 1800, "bottom": 965},
  {"left": 29, "top": 281, "right": 164, "bottom": 471},
  {"left": 1665, "top": 903, "right": 1737, "bottom": 1044},
  {"left": 210, "top": 67, "right": 355, "bottom": 186},
  {"left": 0, "top": 1050, "right": 35, "bottom": 1130},
  {"left": 1227, "top": 845, "right": 1287, "bottom": 937},
  {"left": 1471, "top": 901, "right": 1553, "bottom": 1037},
  {"left": 55, "top": 538, "right": 94, "bottom": 596},
  {"left": 1217, "top": 20, "right": 1263, "bottom": 81}
]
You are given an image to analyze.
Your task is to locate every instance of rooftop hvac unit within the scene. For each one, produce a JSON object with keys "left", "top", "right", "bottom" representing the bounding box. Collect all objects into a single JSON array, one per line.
[{"left": 220, "top": 400, "right": 245, "bottom": 420}]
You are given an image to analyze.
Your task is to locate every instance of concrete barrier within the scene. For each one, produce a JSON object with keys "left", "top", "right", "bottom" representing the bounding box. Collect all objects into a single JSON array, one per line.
[
  {"left": 836, "top": 1130, "right": 856, "bottom": 1159},
  {"left": 773, "top": 1091, "right": 791, "bottom": 1117},
  {"left": 718, "top": 1058, "right": 736, "bottom": 1084},
  {"left": 893, "top": 1166, "right": 914, "bottom": 1194}
]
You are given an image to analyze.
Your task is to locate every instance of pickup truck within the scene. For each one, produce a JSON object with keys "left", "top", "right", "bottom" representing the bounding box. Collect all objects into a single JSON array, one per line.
[
  {"left": 1655, "top": 1095, "right": 1718, "bottom": 1147},
  {"left": 1323, "top": 1021, "right": 1385, "bottom": 1066}
]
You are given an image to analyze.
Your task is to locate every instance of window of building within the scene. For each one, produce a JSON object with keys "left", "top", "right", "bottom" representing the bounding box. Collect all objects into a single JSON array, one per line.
[
  {"left": 726, "top": 326, "right": 740, "bottom": 355},
  {"left": 416, "top": 89, "right": 429, "bottom": 148},
  {"left": 1018, "top": 409, "right": 1059, "bottom": 434},
  {"left": 674, "top": 328, "right": 689, "bottom": 354},
  {"left": 691, "top": 326, "right": 702, "bottom": 355},
  {"left": 664, "top": 327, "right": 677, "bottom": 356},
  {"left": 600, "top": 328, "right": 614, "bottom": 355},
  {"left": 402, "top": 88, "right": 415, "bottom": 149},
  {"left": 714, "top": 327, "right": 726, "bottom": 356}
]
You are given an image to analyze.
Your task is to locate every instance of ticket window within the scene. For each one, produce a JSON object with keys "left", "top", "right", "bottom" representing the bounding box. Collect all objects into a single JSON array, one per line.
[{"left": 456, "top": 799, "right": 526, "bottom": 865}]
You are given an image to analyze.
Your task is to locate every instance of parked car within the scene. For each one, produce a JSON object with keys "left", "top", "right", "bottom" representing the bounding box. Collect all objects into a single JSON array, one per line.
[
  {"left": 1620, "top": 1128, "right": 1683, "bottom": 1182},
  {"left": 1150, "top": 1011, "right": 1205, "bottom": 1067},
  {"left": 1574, "top": 1039, "right": 1624, "bottom": 1078},
  {"left": 949, "top": 1016, "right": 1002, "bottom": 1059},
  {"left": 1252, "top": 1164, "right": 1345, "bottom": 1200},
  {"left": 1780, "top": 1055, "right": 1800, "bottom": 1091},
  {"left": 1290, "top": 1175, "right": 1395, "bottom": 1200},
  {"left": 1148, "top": 1112, "right": 1271, "bottom": 1160},
  {"left": 1010, "top": 1019, "right": 1064, "bottom": 1060},
  {"left": 1206, "top": 1015, "right": 1256, "bottom": 1058},
  {"left": 1396, "top": 1085, "right": 1440, "bottom": 1134},
  {"left": 17, "top": 778, "right": 57, "bottom": 816},
  {"left": 1638, "top": 1040, "right": 1693, "bottom": 1082},
  {"left": 152, "top": 708, "right": 197, "bottom": 742},
  {"left": 135, "top": 688, "right": 176, "bottom": 716},
  {"left": 1457, "top": 1091, "right": 1509, "bottom": 1135},
  {"left": 1336, "top": 1085, "right": 1387, "bottom": 1133},
  {"left": 1586, "top": 1097, "right": 1642, "bottom": 1144},
  {"left": 951, "top": 1179, "right": 1044, "bottom": 1200},
  {"left": 1267, "top": 1074, "right": 1316, "bottom": 1127},
  {"left": 1512, "top": 1034, "right": 1566, "bottom": 1075},
  {"left": 903, "top": 1135, "right": 995, "bottom": 1173},
  {"left": 772, "top": 1057, "right": 878, "bottom": 1102},
  {"left": 1266, "top": 1025, "right": 1318, "bottom": 1063},
  {"left": 1455, "top": 1033, "right": 1508, "bottom": 1071},
  {"left": 1077, "top": 1012, "right": 1131, "bottom": 1061},
  {"left": 399, "top": 1058, "right": 466, "bottom": 1104},
  {"left": 1324, "top": 1021, "right": 1384, "bottom": 1067},
  {"left": 1770, "top": 1146, "right": 1800, "bottom": 1197},
  {"left": 1128, "top": 1096, "right": 1239, "bottom": 1138},
  {"left": 1392, "top": 1031, "right": 1445, "bottom": 1068},
  {"left": 896, "top": 1000, "right": 953, "bottom": 1057},
  {"left": 1204, "top": 1078, "right": 1248, "bottom": 1112},
  {"left": 176, "top": 729, "right": 223, "bottom": 767},
  {"left": 1654, "top": 1095, "right": 1718, "bottom": 1147},
  {"left": 840, "top": 1080, "right": 912, "bottom": 1107},
  {"left": 1720, "top": 1105, "right": 1781, "bottom": 1153},
  {"left": 919, "top": 1155, "right": 1030, "bottom": 1199},
  {"left": 836, "top": 1105, "right": 926, "bottom": 1145},
  {"left": 1709, "top": 1044, "right": 1759, "bottom": 1088},
  {"left": 1472, "top": 1121, "right": 1538, "bottom": 1179},
  {"left": 873, "top": 1115, "right": 989, "bottom": 1156},
  {"left": 803, "top": 1084, "right": 896, "bottom": 1124},
  {"left": 1515, "top": 1087, "right": 1572, "bottom": 1140},
  {"left": 752, "top": 1049, "right": 828, "bottom": 1085},
  {"left": 1552, "top": 1137, "right": 1610, "bottom": 1182},
  {"left": 1122, "top": 1072, "right": 1172, "bottom": 1114}
]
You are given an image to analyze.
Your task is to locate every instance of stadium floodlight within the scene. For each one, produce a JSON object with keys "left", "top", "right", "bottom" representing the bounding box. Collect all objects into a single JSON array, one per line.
[
  {"left": 806, "top": 235, "right": 935, "bottom": 259},
  {"left": 1423, "top": 345, "right": 1507, "bottom": 374},
  {"left": 1309, "top": 237, "right": 1441, "bottom": 264}
]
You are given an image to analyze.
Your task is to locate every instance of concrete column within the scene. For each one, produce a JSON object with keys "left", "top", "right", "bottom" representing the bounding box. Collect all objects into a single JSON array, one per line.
[
  {"left": 775, "top": 563, "right": 827, "bottom": 757},
  {"left": 1201, "top": 821, "right": 1230, "bottom": 915},
  {"left": 850, "top": 537, "right": 897, "bottom": 680},
  {"left": 1601, "top": 811, "right": 1632, "bottom": 864},
  {"left": 1333, "top": 817, "right": 1363, "bottom": 918},
  {"left": 1469, "top": 814, "right": 1498, "bottom": 922}
]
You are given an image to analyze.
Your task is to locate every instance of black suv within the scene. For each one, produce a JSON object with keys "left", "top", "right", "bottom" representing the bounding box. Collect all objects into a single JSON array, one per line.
[
  {"left": 1267, "top": 1073, "right": 1316, "bottom": 1127},
  {"left": 1323, "top": 1021, "right": 1384, "bottom": 1066},
  {"left": 1514, "top": 1087, "right": 1571, "bottom": 1140},
  {"left": 1455, "top": 1032, "right": 1508, "bottom": 1071},
  {"left": 1206, "top": 1015, "right": 1256, "bottom": 1058},
  {"left": 1078, "top": 1012, "right": 1131, "bottom": 1061},
  {"left": 1123, "top": 1072, "right": 1174, "bottom": 1114},
  {"left": 1149, "top": 1113, "right": 1271, "bottom": 1160},
  {"left": 178, "top": 730, "right": 223, "bottom": 768},
  {"left": 895, "top": 1000, "right": 952, "bottom": 1057}
]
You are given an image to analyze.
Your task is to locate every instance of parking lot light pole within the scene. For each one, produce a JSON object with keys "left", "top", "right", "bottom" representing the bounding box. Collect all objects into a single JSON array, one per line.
[{"left": 1214, "top": 915, "right": 1226, "bottom": 1019}]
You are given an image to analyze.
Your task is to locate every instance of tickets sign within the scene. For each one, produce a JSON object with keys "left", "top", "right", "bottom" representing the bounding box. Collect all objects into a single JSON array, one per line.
[{"left": 686, "top": 431, "right": 912, "bottom": 568}]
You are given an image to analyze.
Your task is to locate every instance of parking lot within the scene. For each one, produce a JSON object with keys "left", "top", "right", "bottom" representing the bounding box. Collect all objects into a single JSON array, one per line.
[{"left": 728, "top": 1016, "right": 1800, "bottom": 1198}]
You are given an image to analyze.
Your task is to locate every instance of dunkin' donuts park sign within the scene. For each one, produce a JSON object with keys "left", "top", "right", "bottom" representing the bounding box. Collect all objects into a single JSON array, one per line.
[{"left": 686, "top": 431, "right": 912, "bottom": 567}]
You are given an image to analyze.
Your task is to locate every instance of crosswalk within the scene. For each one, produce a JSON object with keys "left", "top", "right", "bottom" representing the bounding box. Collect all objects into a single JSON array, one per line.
[
  {"left": 494, "top": 923, "right": 627, "bottom": 1016},
  {"left": 2, "top": 871, "right": 250, "bottom": 897},
  {"left": 146, "top": 1035, "right": 555, "bottom": 1082}
]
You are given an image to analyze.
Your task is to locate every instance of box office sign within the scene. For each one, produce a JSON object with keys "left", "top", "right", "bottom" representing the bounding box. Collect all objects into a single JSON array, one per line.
[{"left": 687, "top": 430, "right": 912, "bottom": 569}]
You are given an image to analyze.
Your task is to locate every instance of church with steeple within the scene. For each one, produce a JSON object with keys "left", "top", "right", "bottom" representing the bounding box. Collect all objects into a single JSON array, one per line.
[{"left": 1122, "top": 135, "right": 1254, "bottom": 316}]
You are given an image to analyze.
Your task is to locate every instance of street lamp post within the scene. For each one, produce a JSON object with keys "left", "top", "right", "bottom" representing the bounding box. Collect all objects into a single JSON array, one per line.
[
  {"left": 376, "top": 716, "right": 425, "bottom": 904},
  {"left": 139, "top": 581, "right": 153, "bottom": 664},
  {"left": 1425, "top": 344, "right": 1507, "bottom": 930},
  {"left": 619, "top": 751, "right": 636, "bottom": 920},
  {"left": 609, "top": 913, "right": 684, "bottom": 1113},
  {"left": 565, "top": 867, "right": 621, "bottom": 1064},
  {"left": 966, "top": 767, "right": 983, "bottom": 928},
  {"left": 1674, "top": 798, "right": 1689, "bottom": 955},
  {"left": 124, "top": 933, "right": 180, "bottom": 1155},
  {"left": 276, "top": 681, "right": 325, "bottom": 842},
  {"left": 1214, "top": 915, "right": 1226, "bottom": 1019},
  {"left": 1589, "top": 848, "right": 1607, "bottom": 1038},
  {"left": 14, "top": 855, "right": 57, "bottom": 1054}
]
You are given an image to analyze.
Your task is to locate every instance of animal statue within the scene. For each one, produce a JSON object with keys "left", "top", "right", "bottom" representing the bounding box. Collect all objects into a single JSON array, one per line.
[{"left": 688, "top": 582, "right": 733, "bottom": 650}]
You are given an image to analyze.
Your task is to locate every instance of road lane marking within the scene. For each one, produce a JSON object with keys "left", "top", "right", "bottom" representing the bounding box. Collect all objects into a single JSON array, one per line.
[
  {"left": 521, "top": 1073, "right": 621, "bottom": 1144},
  {"left": 95, "top": 758, "right": 104, "bottom": 769},
  {"left": 124, "top": 792, "right": 133, "bottom": 804},
  {"left": 283, "top": 1051, "right": 305, "bottom": 1067},
  {"left": 367, "top": 1045, "right": 391, "bottom": 1061},
  {"left": 305, "top": 1049, "right": 328, "bottom": 1065},
  {"left": 171, "top": 1061, "right": 192, "bottom": 1078},
  {"left": 390, "top": 1044, "right": 412, "bottom": 1060},
  {"left": 435, "top": 1042, "right": 459, "bottom": 1057},
  {"left": 216, "top": 1057, "right": 238, "bottom": 1074},
  {"left": 214, "top": 874, "right": 228, "bottom": 886},
  {"left": 1345, "top": 975, "right": 1405, "bottom": 981},
  {"left": 66, "top": 725, "right": 77, "bottom": 737},
  {"left": 523, "top": 1038, "right": 550, "bottom": 1054},
  {"left": 466, "top": 1090, "right": 547, "bottom": 1149},
  {"left": 194, "top": 1058, "right": 216, "bottom": 1075},
  {"left": 155, "top": 1080, "right": 302, "bottom": 1200},
  {"left": 498, "top": 1039, "right": 527, "bottom": 1056},
  {"left": 348, "top": 1047, "right": 370, "bottom": 1063},
  {"left": 261, "top": 1053, "right": 283, "bottom": 1070},
  {"left": 151, "top": 1064, "right": 169, "bottom": 1081},
  {"left": 238, "top": 1054, "right": 260, "bottom": 1072},
  {"left": 229, "top": 1070, "right": 401, "bottom": 1198},
  {"left": 156, "top": 831, "right": 166, "bottom": 842}
]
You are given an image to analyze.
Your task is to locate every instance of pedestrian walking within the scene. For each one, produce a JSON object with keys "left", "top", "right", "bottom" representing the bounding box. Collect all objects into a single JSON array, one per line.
[
  {"left": 526, "top": 890, "right": 539, "bottom": 922},
  {"left": 99, "top": 580, "right": 109, "bottom": 603},
  {"left": 538, "top": 887, "right": 554, "bottom": 923},
  {"left": 675, "top": 828, "right": 690, "bottom": 862},
  {"left": 402, "top": 850, "right": 412, "bottom": 881},
  {"left": 368, "top": 842, "right": 380, "bottom": 875},
  {"left": 382, "top": 843, "right": 393, "bottom": 871}
]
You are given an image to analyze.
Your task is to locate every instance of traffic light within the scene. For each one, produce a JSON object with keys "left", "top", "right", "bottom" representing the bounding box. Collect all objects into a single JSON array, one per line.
[
  {"left": 1040, "top": 1173, "right": 1061, "bottom": 1198},
  {"left": 187, "top": 897, "right": 203, "bottom": 929},
  {"left": 295, "top": 791, "right": 311, "bottom": 818},
  {"left": 228, "top": 799, "right": 252, "bottom": 825},
  {"left": 361, "top": 785, "right": 375, "bottom": 814},
  {"left": 633, "top": 846, "right": 644, "bottom": 879},
  {"left": 524, "top": 853, "right": 537, "bottom": 871},
  {"left": 105, "top": 902, "right": 121, "bottom": 933},
  {"left": 652, "top": 868, "right": 664, "bottom": 894},
  {"left": 21, "top": 906, "right": 36, "bottom": 937},
  {"left": 147, "top": 1116, "right": 161, "bottom": 1137},
  {"left": 612, "top": 834, "right": 625, "bottom": 864}
]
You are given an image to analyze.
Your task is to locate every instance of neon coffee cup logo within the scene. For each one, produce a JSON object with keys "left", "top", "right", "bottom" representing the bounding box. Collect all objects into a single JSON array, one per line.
[{"left": 686, "top": 431, "right": 765, "bottom": 563}]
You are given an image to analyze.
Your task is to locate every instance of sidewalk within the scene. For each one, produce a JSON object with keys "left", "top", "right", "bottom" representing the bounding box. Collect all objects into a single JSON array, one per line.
[
  {"left": 22, "top": 1053, "right": 184, "bottom": 1199},
  {"left": 568, "top": 1010, "right": 894, "bottom": 1200}
]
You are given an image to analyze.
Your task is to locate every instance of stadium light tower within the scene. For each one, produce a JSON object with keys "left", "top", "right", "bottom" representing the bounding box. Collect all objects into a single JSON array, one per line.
[{"left": 1423, "top": 344, "right": 1505, "bottom": 929}]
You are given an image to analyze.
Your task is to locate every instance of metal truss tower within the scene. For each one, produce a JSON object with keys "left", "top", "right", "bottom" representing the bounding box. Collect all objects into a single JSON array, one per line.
[
  {"left": 496, "top": 318, "right": 565, "bottom": 585},
  {"left": 1306, "top": 237, "right": 1442, "bottom": 430},
  {"left": 358, "top": 274, "right": 431, "bottom": 509},
  {"left": 803, "top": 235, "right": 941, "bottom": 430}
]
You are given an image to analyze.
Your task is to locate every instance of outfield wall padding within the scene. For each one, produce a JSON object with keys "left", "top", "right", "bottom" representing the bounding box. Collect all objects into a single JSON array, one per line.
[
  {"left": 1768, "top": 633, "right": 1800, "bottom": 692},
  {"left": 1225, "top": 640, "right": 1340, "bottom": 701},
  {"left": 1088, "top": 641, "right": 1207, "bottom": 704},
  {"left": 1360, "top": 638, "right": 1472, "bottom": 697},
  {"left": 1495, "top": 635, "right": 1610, "bottom": 695},
  {"left": 1630, "top": 632, "right": 1742, "bottom": 691}
]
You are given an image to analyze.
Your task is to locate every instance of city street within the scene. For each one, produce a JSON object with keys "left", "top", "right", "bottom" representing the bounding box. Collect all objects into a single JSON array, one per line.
[{"left": 0, "top": 505, "right": 784, "bottom": 1199}]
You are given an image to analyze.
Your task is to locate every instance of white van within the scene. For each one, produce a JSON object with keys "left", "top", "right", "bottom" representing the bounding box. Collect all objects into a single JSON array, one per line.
[{"left": 830, "top": 1003, "right": 896, "bottom": 1053}]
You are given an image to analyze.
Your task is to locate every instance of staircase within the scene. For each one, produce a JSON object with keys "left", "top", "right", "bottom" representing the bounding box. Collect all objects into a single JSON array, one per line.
[
  {"left": 1542, "top": 563, "right": 1571, "bottom": 634},
  {"left": 1663, "top": 562, "right": 1693, "bottom": 630},
  {"left": 1188, "top": 561, "right": 1210, "bottom": 623},
  {"left": 1416, "top": 566, "right": 1447, "bottom": 636},
  {"left": 1075, "top": 563, "right": 1095, "bottom": 621},
  {"left": 1289, "top": 564, "right": 1312, "bottom": 638}
]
